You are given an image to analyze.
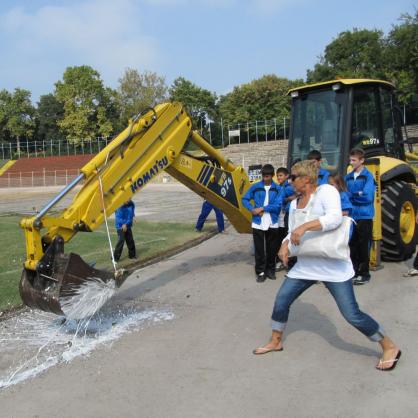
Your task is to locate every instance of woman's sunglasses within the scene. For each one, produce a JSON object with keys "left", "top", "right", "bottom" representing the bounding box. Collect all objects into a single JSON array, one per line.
[{"left": 289, "top": 174, "right": 300, "bottom": 181}]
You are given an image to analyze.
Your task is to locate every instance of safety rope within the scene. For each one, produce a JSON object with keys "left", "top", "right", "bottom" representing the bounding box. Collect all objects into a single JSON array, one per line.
[{"left": 98, "top": 174, "right": 118, "bottom": 274}]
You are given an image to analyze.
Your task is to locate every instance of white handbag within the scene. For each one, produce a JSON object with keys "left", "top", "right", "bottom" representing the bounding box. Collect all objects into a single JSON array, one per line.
[{"left": 288, "top": 191, "right": 353, "bottom": 261}]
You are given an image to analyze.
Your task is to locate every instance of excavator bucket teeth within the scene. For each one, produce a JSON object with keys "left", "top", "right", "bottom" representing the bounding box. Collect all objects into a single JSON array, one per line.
[{"left": 19, "top": 237, "right": 116, "bottom": 316}]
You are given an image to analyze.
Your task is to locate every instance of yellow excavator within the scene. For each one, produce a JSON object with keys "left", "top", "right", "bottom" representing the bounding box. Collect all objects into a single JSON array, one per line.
[
  {"left": 20, "top": 78, "right": 417, "bottom": 316},
  {"left": 20, "top": 103, "right": 253, "bottom": 315}
]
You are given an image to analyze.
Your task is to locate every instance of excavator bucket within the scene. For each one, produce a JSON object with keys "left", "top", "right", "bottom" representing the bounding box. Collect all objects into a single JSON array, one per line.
[{"left": 19, "top": 236, "right": 128, "bottom": 316}]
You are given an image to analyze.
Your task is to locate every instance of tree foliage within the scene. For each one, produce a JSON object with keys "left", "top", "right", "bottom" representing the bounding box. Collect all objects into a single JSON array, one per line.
[
  {"left": 169, "top": 77, "right": 217, "bottom": 129},
  {"left": 307, "top": 29, "right": 387, "bottom": 82},
  {"left": 307, "top": 12, "right": 418, "bottom": 107},
  {"left": 35, "top": 94, "right": 64, "bottom": 142},
  {"left": 55, "top": 66, "right": 116, "bottom": 143},
  {"left": 118, "top": 68, "right": 167, "bottom": 125},
  {"left": 0, "top": 88, "right": 35, "bottom": 145},
  {"left": 385, "top": 11, "right": 418, "bottom": 104},
  {"left": 218, "top": 75, "right": 302, "bottom": 125}
]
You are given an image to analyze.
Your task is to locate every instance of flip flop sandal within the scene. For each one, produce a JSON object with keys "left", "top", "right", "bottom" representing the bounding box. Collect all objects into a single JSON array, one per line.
[
  {"left": 252, "top": 346, "right": 284, "bottom": 355},
  {"left": 376, "top": 350, "right": 402, "bottom": 371}
]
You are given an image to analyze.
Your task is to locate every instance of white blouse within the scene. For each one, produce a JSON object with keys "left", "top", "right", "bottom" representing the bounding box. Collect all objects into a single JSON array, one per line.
[{"left": 285, "top": 184, "right": 354, "bottom": 282}]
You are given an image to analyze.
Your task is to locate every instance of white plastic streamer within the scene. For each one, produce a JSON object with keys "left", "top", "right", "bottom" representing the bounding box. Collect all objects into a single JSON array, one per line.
[{"left": 97, "top": 174, "right": 117, "bottom": 272}]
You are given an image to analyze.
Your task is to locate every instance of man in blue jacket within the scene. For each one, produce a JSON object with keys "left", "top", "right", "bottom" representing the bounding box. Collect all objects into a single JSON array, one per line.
[
  {"left": 114, "top": 199, "right": 136, "bottom": 262},
  {"left": 242, "top": 164, "right": 283, "bottom": 282},
  {"left": 307, "top": 150, "right": 330, "bottom": 185},
  {"left": 345, "top": 148, "right": 376, "bottom": 285}
]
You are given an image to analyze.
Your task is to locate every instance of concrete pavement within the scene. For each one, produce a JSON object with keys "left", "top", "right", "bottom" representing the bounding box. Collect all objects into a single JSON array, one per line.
[{"left": 0, "top": 228, "right": 417, "bottom": 417}]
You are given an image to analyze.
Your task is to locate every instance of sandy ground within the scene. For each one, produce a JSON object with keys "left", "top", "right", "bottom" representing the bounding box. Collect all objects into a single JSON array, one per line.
[
  {"left": 0, "top": 183, "right": 204, "bottom": 222},
  {"left": 0, "top": 226, "right": 417, "bottom": 417}
]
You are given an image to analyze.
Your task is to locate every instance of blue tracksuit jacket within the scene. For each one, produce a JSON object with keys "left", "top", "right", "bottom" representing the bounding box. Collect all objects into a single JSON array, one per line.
[
  {"left": 340, "top": 191, "right": 353, "bottom": 215},
  {"left": 281, "top": 180, "right": 295, "bottom": 213},
  {"left": 318, "top": 167, "right": 330, "bottom": 185},
  {"left": 115, "top": 201, "right": 135, "bottom": 229},
  {"left": 242, "top": 180, "right": 283, "bottom": 225},
  {"left": 345, "top": 167, "right": 375, "bottom": 220}
]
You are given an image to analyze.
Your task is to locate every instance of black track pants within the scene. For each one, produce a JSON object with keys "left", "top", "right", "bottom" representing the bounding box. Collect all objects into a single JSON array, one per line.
[
  {"left": 114, "top": 227, "right": 136, "bottom": 261},
  {"left": 253, "top": 227, "right": 279, "bottom": 275},
  {"left": 349, "top": 219, "right": 373, "bottom": 277}
]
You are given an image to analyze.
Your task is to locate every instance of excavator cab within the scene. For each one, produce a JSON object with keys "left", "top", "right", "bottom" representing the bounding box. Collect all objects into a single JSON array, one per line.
[
  {"left": 287, "top": 79, "right": 417, "bottom": 261},
  {"left": 288, "top": 80, "right": 408, "bottom": 168}
]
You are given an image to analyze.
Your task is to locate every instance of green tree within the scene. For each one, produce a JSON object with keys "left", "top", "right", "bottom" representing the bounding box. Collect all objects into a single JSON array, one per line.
[
  {"left": 0, "top": 90, "right": 12, "bottom": 143},
  {"left": 35, "top": 94, "right": 65, "bottom": 142},
  {"left": 0, "top": 88, "right": 35, "bottom": 153},
  {"left": 307, "top": 29, "right": 387, "bottom": 82},
  {"left": 55, "top": 66, "right": 115, "bottom": 144},
  {"left": 218, "top": 75, "right": 301, "bottom": 125},
  {"left": 169, "top": 77, "right": 217, "bottom": 129},
  {"left": 118, "top": 68, "right": 167, "bottom": 125},
  {"left": 100, "top": 87, "right": 121, "bottom": 135},
  {"left": 385, "top": 11, "right": 418, "bottom": 105}
]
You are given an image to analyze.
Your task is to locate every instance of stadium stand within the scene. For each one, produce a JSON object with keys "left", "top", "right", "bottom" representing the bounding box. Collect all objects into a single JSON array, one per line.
[{"left": 0, "top": 155, "right": 94, "bottom": 188}]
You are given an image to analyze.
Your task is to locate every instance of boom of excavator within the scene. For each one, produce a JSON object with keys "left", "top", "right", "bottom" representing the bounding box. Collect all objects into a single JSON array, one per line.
[{"left": 19, "top": 103, "right": 252, "bottom": 315}]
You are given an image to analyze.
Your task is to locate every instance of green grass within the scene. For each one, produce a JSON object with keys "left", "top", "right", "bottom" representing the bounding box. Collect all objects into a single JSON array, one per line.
[{"left": 0, "top": 215, "right": 215, "bottom": 311}]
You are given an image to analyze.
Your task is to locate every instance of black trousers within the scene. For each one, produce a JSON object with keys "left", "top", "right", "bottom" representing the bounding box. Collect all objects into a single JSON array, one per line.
[
  {"left": 253, "top": 227, "right": 279, "bottom": 275},
  {"left": 276, "top": 227, "right": 287, "bottom": 264},
  {"left": 414, "top": 253, "right": 418, "bottom": 270},
  {"left": 114, "top": 227, "right": 136, "bottom": 261},
  {"left": 282, "top": 211, "right": 297, "bottom": 269},
  {"left": 349, "top": 219, "right": 373, "bottom": 277}
]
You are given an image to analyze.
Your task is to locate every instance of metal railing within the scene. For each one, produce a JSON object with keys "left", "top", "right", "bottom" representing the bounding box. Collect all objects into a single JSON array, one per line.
[
  {"left": 0, "top": 117, "right": 291, "bottom": 160},
  {"left": 0, "top": 137, "right": 112, "bottom": 161},
  {"left": 205, "top": 117, "right": 290, "bottom": 147},
  {"left": 0, "top": 169, "right": 80, "bottom": 188},
  {"left": 0, "top": 168, "right": 174, "bottom": 188}
]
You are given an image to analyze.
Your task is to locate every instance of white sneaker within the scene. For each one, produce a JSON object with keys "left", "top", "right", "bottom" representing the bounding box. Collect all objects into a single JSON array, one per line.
[
  {"left": 403, "top": 268, "right": 418, "bottom": 277},
  {"left": 275, "top": 263, "right": 286, "bottom": 272}
]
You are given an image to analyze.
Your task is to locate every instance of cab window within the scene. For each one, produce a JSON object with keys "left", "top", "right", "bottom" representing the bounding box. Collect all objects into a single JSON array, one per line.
[{"left": 351, "top": 88, "right": 381, "bottom": 150}]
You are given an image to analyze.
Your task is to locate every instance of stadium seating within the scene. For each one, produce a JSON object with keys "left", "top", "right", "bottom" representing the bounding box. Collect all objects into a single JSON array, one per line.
[{"left": 0, "top": 155, "right": 94, "bottom": 187}]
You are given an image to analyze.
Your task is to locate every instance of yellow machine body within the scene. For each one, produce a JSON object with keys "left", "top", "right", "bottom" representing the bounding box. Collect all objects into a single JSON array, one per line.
[{"left": 19, "top": 103, "right": 252, "bottom": 314}]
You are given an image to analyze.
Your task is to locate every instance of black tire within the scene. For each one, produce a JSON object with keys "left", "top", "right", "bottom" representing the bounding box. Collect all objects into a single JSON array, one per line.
[{"left": 381, "top": 180, "right": 417, "bottom": 261}]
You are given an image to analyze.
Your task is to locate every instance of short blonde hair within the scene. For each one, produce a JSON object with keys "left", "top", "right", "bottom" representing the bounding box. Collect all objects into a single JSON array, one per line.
[{"left": 292, "top": 160, "right": 318, "bottom": 184}]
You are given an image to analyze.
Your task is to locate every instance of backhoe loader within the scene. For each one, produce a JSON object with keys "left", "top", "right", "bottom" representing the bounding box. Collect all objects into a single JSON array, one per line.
[
  {"left": 20, "top": 103, "right": 253, "bottom": 315},
  {"left": 287, "top": 78, "right": 417, "bottom": 266},
  {"left": 19, "top": 79, "right": 417, "bottom": 316}
]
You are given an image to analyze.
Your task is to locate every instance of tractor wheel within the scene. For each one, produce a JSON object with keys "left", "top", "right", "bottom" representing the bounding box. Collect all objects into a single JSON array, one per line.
[{"left": 381, "top": 180, "right": 417, "bottom": 261}]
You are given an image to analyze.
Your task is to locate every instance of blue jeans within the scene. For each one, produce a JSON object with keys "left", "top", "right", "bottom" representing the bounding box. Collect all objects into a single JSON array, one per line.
[
  {"left": 271, "top": 277, "right": 385, "bottom": 342},
  {"left": 195, "top": 201, "right": 224, "bottom": 232}
]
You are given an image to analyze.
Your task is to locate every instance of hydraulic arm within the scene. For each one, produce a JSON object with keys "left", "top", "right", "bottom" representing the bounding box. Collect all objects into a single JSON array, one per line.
[{"left": 20, "top": 103, "right": 252, "bottom": 315}]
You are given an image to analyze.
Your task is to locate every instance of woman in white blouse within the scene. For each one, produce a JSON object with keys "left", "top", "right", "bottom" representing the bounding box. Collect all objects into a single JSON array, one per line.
[{"left": 253, "top": 160, "right": 401, "bottom": 371}]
